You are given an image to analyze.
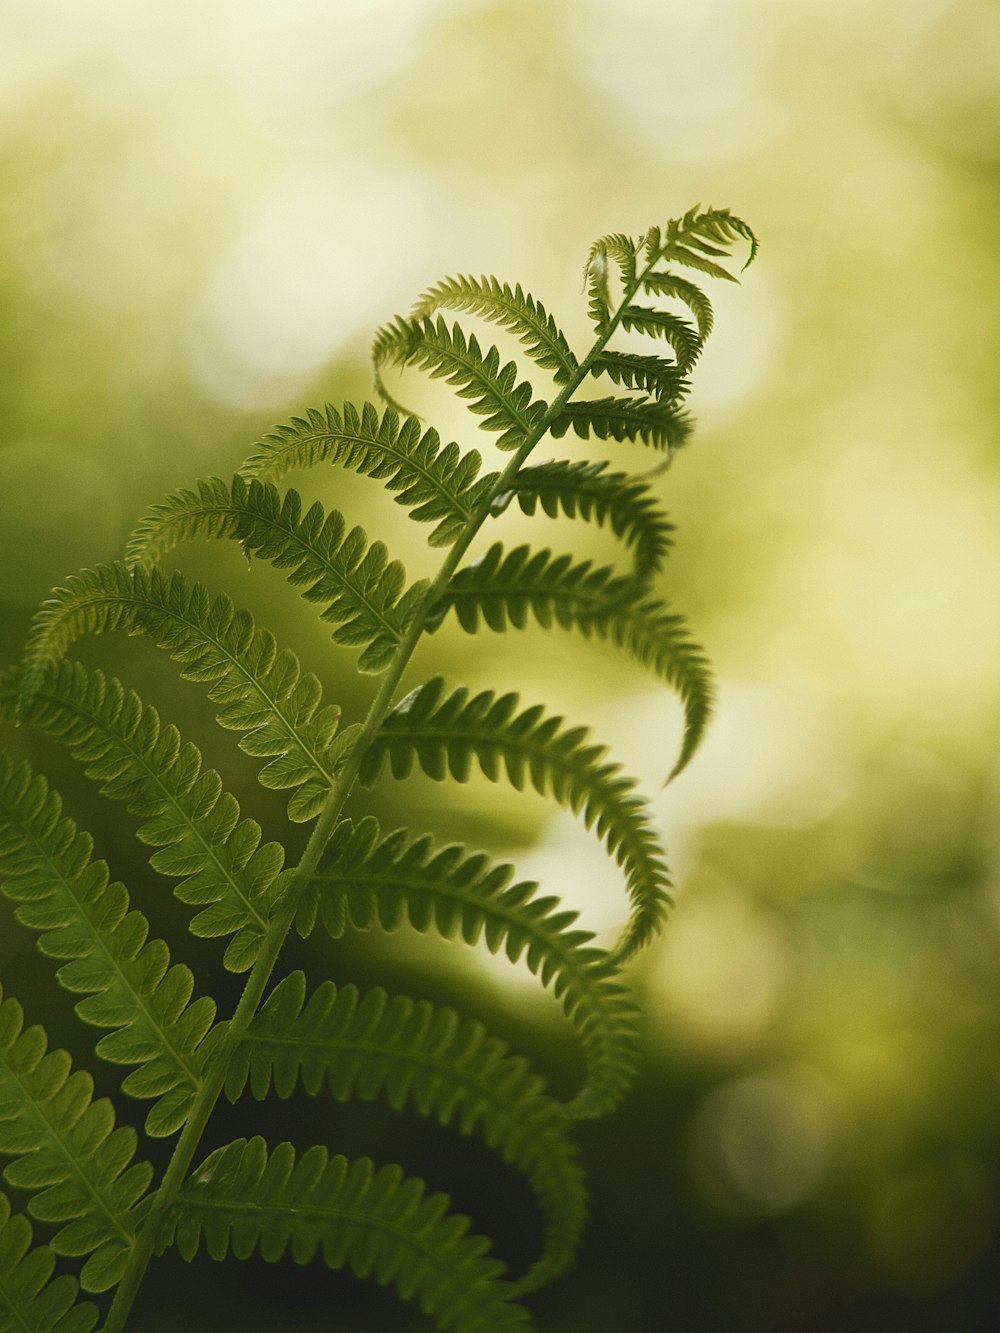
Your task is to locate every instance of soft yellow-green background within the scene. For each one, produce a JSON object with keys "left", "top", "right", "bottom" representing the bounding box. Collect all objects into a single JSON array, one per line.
[{"left": 2, "top": 2, "right": 999, "bottom": 1329}]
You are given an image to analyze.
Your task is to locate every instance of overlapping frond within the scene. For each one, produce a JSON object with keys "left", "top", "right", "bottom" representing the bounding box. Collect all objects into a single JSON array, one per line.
[
  {"left": 433, "top": 543, "right": 712, "bottom": 779},
  {"left": 0, "top": 988, "right": 152, "bottom": 1292},
  {"left": 409, "top": 275, "right": 579, "bottom": 386},
  {"left": 227, "top": 970, "right": 585, "bottom": 1293},
  {"left": 3, "top": 662, "right": 286, "bottom": 973},
  {"left": 296, "top": 816, "right": 640, "bottom": 1119},
  {"left": 359, "top": 678, "right": 670, "bottom": 960},
  {"left": 511, "top": 459, "right": 674, "bottom": 579},
  {"left": 372, "top": 316, "right": 548, "bottom": 451},
  {"left": 0, "top": 752, "right": 219, "bottom": 1137},
  {"left": 551, "top": 395, "right": 694, "bottom": 453},
  {"left": 0, "top": 1193, "right": 98, "bottom": 1333},
  {"left": 125, "top": 477, "right": 424, "bottom": 674},
  {"left": 238, "top": 402, "right": 497, "bottom": 547},
  {"left": 16, "top": 563, "right": 349, "bottom": 821},
  {"left": 162, "top": 1137, "right": 532, "bottom": 1332}
]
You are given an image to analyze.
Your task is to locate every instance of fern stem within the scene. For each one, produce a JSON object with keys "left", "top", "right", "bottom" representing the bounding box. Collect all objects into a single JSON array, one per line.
[{"left": 101, "top": 255, "right": 652, "bottom": 1333}]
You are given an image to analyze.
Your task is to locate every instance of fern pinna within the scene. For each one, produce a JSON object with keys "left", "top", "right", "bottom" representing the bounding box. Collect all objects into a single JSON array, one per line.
[{"left": 0, "top": 207, "right": 755, "bottom": 1331}]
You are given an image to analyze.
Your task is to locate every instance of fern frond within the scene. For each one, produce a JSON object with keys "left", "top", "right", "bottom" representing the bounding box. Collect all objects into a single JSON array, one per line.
[
  {"left": 583, "top": 234, "right": 640, "bottom": 331},
  {"left": 652, "top": 205, "right": 758, "bottom": 280},
  {"left": 16, "top": 564, "right": 348, "bottom": 822},
  {"left": 617, "top": 306, "right": 700, "bottom": 371},
  {"left": 582, "top": 242, "right": 611, "bottom": 331},
  {"left": 238, "top": 402, "right": 497, "bottom": 548},
  {"left": 551, "top": 395, "right": 694, "bottom": 453},
  {"left": 590, "top": 349, "right": 689, "bottom": 401},
  {"left": 433, "top": 543, "right": 713, "bottom": 779},
  {"left": 297, "top": 816, "right": 641, "bottom": 1119},
  {"left": 227, "top": 970, "right": 585, "bottom": 1293},
  {"left": 638, "top": 272, "right": 714, "bottom": 339},
  {"left": 0, "top": 753, "right": 218, "bottom": 1137},
  {"left": 0, "top": 1193, "right": 98, "bottom": 1333},
  {"left": 409, "top": 275, "right": 579, "bottom": 386},
  {"left": 372, "top": 316, "right": 548, "bottom": 452},
  {"left": 3, "top": 663, "right": 286, "bottom": 974},
  {"left": 511, "top": 459, "right": 674, "bottom": 579},
  {"left": 0, "top": 988, "right": 152, "bottom": 1292},
  {"left": 162, "top": 1137, "right": 532, "bottom": 1332},
  {"left": 125, "top": 477, "right": 424, "bottom": 674},
  {"left": 358, "top": 679, "right": 670, "bottom": 960}
]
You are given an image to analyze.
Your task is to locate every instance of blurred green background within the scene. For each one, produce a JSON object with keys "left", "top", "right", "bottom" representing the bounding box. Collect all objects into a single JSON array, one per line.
[{"left": 2, "top": 1, "right": 1000, "bottom": 1329}]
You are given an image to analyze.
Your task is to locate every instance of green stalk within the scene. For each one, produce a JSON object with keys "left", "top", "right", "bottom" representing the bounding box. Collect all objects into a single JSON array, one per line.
[{"left": 101, "top": 248, "right": 653, "bottom": 1332}]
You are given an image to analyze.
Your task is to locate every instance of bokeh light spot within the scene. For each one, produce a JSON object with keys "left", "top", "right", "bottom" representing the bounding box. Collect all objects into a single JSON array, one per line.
[
  {"left": 648, "top": 882, "right": 788, "bottom": 1053},
  {"left": 690, "top": 1068, "right": 839, "bottom": 1216}
]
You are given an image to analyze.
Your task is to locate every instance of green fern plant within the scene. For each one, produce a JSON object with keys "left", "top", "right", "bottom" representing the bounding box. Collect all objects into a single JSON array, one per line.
[{"left": 0, "top": 207, "right": 755, "bottom": 1331}]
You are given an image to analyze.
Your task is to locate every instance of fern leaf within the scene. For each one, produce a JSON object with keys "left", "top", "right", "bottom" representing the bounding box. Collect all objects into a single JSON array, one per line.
[
  {"left": 125, "top": 477, "right": 424, "bottom": 674},
  {"left": 582, "top": 241, "right": 611, "bottom": 331},
  {"left": 551, "top": 395, "right": 694, "bottom": 453},
  {"left": 372, "top": 316, "right": 548, "bottom": 452},
  {"left": 0, "top": 988, "right": 152, "bottom": 1293},
  {"left": 358, "top": 678, "right": 670, "bottom": 960},
  {"left": 590, "top": 349, "right": 689, "bottom": 401},
  {"left": 409, "top": 275, "right": 579, "bottom": 385},
  {"left": 238, "top": 402, "right": 497, "bottom": 548},
  {"left": 617, "top": 306, "right": 700, "bottom": 371},
  {"left": 16, "top": 564, "right": 348, "bottom": 822},
  {"left": 296, "top": 816, "right": 641, "bottom": 1119},
  {"left": 0, "top": 1193, "right": 98, "bottom": 1333},
  {"left": 582, "top": 234, "right": 640, "bottom": 331},
  {"left": 653, "top": 205, "right": 758, "bottom": 280},
  {"left": 638, "top": 272, "right": 714, "bottom": 339},
  {"left": 433, "top": 543, "right": 713, "bottom": 779},
  {"left": 2, "top": 663, "right": 286, "bottom": 973},
  {"left": 511, "top": 459, "right": 674, "bottom": 579},
  {"left": 0, "top": 752, "right": 218, "bottom": 1137},
  {"left": 227, "top": 970, "right": 585, "bottom": 1293},
  {"left": 162, "top": 1137, "right": 532, "bottom": 1332}
]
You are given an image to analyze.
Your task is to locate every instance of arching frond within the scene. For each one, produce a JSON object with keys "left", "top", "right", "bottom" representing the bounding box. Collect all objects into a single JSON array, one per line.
[
  {"left": 227, "top": 970, "right": 585, "bottom": 1294},
  {"left": 359, "top": 679, "right": 671, "bottom": 960},
  {"left": 583, "top": 234, "right": 641, "bottom": 332},
  {"left": 617, "top": 306, "right": 700, "bottom": 371},
  {"left": 3, "top": 663, "right": 286, "bottom": 974},
  {"left": 372, "top": 316, "right": 548, "bottom": 451},
  {"left": 409, "top": 275, "right": 579, "bottom": 385},
  {"left": 162, "top": 1137, "right": 532, "bottom": 1333},
  {"left": 551, "top": 396, "right": 694, "bottom": 453},
  {"left": 125, "top": 478, "right": 424, "bottom": 674},
  {"left": 0, "top": 752, "right": 218, "bottom": 1137},
  {"left": 590, "top": 349, "right": 689, "bottom": 401},
  {"left": 511, "top": 459, "right": 674, "bottom": 579},
  {"left": 0, "top": 988, "right": 152, "bottom": 1293},
  {"left": 638, "top": 271, "right": 714, "bottom": 339},
  {"left": 582, "top": 242, "right": 611, "bottom": 332},
  {"left": 651, "top": 205, "right": 758, "bottom": 281},
  {"left": 432, "top": 543, "right": 713, "bottom": 779},
  {"left": 238, "top": 402, "right": 497, "bottom": 547},
  {"left": 16, "top": 565, "right": 349, "bottom": 821},
  {"left": 0, "top": 208, "right": 753, "bottom": 1326},
  {"left": 0, "top": 1193, "right": 98, "bottom": 1333},
  {"left": 296, "top": 816, "right": 641, "bottom": 1120}
]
